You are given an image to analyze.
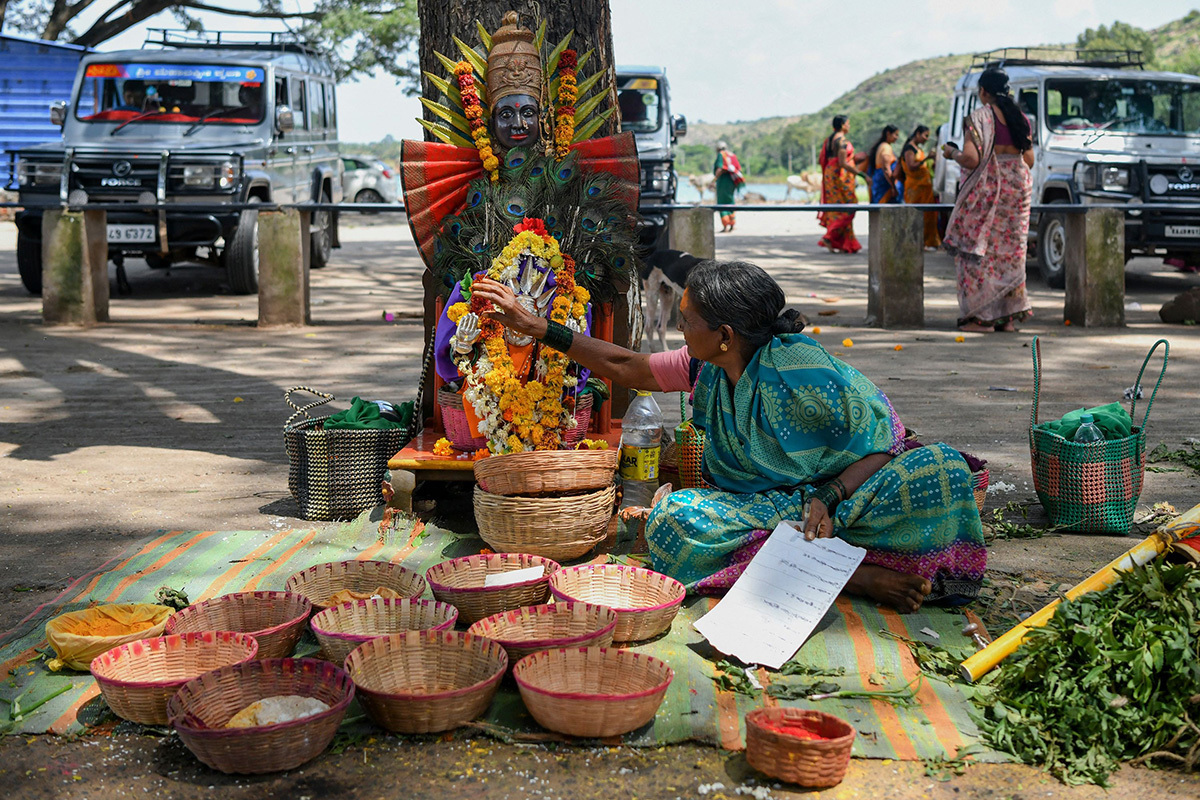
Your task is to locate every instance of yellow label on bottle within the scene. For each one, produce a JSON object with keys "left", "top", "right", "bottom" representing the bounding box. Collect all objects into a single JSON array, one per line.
[{"left": 619, "top": 445, "right": 659, "bottom": 482}]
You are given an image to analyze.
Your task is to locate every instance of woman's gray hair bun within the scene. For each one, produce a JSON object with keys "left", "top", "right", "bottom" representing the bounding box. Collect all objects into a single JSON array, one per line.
[{"left": 771, "top": 307, "right": 807, "bottom": 335}]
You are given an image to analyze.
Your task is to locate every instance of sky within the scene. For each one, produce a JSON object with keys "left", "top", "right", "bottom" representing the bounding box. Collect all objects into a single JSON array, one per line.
[{"left": 27, "top": 0, "right": 1200, "bottom": 142}]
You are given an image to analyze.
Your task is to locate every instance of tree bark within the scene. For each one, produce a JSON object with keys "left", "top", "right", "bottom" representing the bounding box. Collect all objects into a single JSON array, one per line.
[{"left": 415, "top": 0, "right": 618, "bottom": 139}]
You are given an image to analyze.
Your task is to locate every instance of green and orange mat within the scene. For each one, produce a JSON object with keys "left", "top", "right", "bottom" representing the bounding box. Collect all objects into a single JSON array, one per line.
[{"left": 0, "top": 512, "right": 1001, "bottom": 761}]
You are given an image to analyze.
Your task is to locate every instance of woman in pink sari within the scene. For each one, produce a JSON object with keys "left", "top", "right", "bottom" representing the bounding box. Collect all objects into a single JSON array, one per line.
[{"left": 943, "top": 68, "right": 1035, "bottom": 333}]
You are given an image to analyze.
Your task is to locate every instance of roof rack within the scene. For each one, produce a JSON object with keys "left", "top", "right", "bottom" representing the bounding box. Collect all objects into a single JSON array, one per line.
[
  {"left": 968, "top": 47, "right": 1145, "bottom": 72},
  {"left": 144, "top": 28, "right": 317, "bottom": 56}
]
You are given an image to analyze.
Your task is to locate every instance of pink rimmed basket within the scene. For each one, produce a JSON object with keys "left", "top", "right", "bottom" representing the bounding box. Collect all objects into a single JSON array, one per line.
[
  {"left": 512, "top": 647, "right": 674, "bottom": 738},
  {"left": 164, "top": 591, "right": 311, "bottom": 659},
  {"left": 549, "top": 564, "right": 685, "bottom": 643},
  {"left": 283, "top": 560, "right": 427, "bottom": 612},
  {"left": 745, "top": 707, "right": 856, "bottom": 788},
  {"left": 424, "top": 553, "right": 560, "bottom": 624},
  {"left": 90, "top": 631, "right": 259, "bottom": 725},
  {"left": 309, "top": 597, "right": 458, "bottom": 664},
  {"left": 343, "top": 629, "right": 508, "bottom": 734},
  {"left": 466, "top": 602, "right": 617, "bottom": 667},
  {"left": 166, "top": 658, "right": 355, "bottom": 774}
]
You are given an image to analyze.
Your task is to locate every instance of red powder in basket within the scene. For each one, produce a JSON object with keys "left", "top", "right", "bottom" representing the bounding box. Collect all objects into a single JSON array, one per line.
[{"left": 759, "top": 717, "right": 829, "bottom": 740}]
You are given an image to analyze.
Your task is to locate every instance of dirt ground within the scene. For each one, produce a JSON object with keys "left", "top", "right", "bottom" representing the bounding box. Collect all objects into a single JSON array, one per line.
[{"left": 1, "top": 210, "right": 1199, "bottom": 799}]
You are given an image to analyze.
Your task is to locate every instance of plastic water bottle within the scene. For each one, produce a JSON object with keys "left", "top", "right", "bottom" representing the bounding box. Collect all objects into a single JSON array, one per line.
[
  {"left": 619, "top": 391, "right": 663, "bottom": 508},
  {"left": 1073, "top": 414, "right": 1104, "bottom": 443}
]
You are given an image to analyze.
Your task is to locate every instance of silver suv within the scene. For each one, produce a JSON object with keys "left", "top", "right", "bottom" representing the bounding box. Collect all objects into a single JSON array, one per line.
[
  {"left": 937, "top": 48, "right": 1200, "bottom": 287},
  {"left": 14, "top": 30, "right": 342, "bottom": 295}
]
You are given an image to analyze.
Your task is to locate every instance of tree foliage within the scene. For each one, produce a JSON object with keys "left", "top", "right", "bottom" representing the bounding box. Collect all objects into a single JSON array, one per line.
[
  {"left": 1076, "top": 20, "right": 1156, "bottom": 65},
  {"left": 0, "top": 0, "right": 419, "bottom": 84}
]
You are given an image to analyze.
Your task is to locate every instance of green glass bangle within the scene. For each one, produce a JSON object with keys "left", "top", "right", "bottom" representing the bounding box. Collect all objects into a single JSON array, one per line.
[
  {"left": 540, "top": 320, "right": 574, "bottom": 353},
  {"left": 808, "top": 484, "right": 839, "bottom": 513}
]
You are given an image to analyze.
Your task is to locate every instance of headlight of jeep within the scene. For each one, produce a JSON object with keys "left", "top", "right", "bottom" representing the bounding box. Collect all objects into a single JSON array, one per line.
[
  {"left": 1101, "top": 166, "right": 1130, "bottom": 191},
  {"left": 17, "top": 160, "right": 62, "bottom": 188},
  {"left": 217, "top": 160, "right": 236, "bottom": 190},
  {"left": 183, "top": 165, "right": 214, "bottom": 187}
]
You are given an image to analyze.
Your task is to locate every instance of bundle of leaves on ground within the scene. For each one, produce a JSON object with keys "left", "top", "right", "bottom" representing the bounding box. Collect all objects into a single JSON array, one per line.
[{"left": 975, "top": 559, "right": 1200, "bottom": 785}]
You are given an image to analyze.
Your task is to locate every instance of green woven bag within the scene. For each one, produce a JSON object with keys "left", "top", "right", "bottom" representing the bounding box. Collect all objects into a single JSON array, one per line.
[{"left": 1029, "top": 337, "right": 1168, "bottom": 534}]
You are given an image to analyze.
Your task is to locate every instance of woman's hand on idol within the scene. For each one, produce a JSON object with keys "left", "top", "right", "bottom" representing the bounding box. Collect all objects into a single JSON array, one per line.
[{"left": 472, "top": 278, "right": 539, "bottom": 335}]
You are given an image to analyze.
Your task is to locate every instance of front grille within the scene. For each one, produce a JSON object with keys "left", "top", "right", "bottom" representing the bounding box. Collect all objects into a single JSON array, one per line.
[
  {"left": 1144, "top": 164, "right": 1200, "bottom": 201},
  {"left": 70, "top": 155, "right": 158, "bottom": 196}
]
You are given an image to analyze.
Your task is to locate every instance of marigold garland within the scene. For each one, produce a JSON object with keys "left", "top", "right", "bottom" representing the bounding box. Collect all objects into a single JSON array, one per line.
[
  {"left": 455, "top": 61, "right": 499, "bottom": 182},
  {"left": 554, "top": 49, "right": 578, "bottom": 159}
]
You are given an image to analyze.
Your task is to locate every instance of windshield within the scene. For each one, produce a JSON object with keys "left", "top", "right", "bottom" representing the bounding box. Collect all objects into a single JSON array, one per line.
[
  {"left": 1045, "top": 78, "right": 1200, "bottom": 135},
  {"left": 75, "top": 63, "right": 265, "bottom": 126},
  {"left": 617, "top": 76, "right": 663, "bottom": 133}
]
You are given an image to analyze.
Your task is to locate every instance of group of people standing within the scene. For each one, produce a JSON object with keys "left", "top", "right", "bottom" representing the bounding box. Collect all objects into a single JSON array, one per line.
[{"left": 817, "top": 68, "right": 1034, "bottom": 333}]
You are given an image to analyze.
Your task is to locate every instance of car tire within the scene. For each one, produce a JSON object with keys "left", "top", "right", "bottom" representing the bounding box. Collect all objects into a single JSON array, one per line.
[
  {"left": 354, "top": 188, "right": 383, "bottom": 213},
  {"left": 144, "top": 252, "right": 172, "bottom": 270},
  {"left": 225, "top": 197, "right": 261, "bottom": 295},
  {"left": 1037, "top": 200, "right": 1069, "bottom": 289},
  {"left": 16, "top": 229, "right": 42, "bottom": 296},
  {"left": 311, "top": 189, "right": 333, "bottom": 269}
]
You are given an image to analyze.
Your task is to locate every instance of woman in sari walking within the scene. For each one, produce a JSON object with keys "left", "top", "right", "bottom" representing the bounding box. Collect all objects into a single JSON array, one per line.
[
  {"left": 943, "top": 68, "right": 1034, "bottom": 332},
  {"left": 901, "top": 125, "right": 941, "bottom": 248},
  {"left": 714, "top": 141, "right": 745, "bottom": 233},
  {"left": 817, "top": 115, "right": 869, "bottom": 254},
  {"left": 867, "top": 125, "right": 902, "bottom": 204}
]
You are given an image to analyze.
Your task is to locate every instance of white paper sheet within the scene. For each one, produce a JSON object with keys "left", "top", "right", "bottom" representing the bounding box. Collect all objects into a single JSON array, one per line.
[
  {"left": 692, "top": 520, "right": 867, "bottom": 669},
  {"left": 483, "top": 565, "right": 546, "bottom": 588}
]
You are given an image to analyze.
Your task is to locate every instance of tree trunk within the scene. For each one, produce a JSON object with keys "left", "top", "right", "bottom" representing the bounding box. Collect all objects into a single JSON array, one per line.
[{"left": 415, "top": 0, "right": 618, "bottom": 139}]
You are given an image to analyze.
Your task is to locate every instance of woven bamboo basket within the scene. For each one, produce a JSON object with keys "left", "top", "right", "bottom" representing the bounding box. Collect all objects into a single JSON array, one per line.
[
  {"left": 438, "top": 387, "right": 487, "bottom": 451},
  {"left": 167, "top": 658, "right": 354, "bottom": 774},
  {"left": 474, "top": 484, "right": 615, "bottom": 562},
  {"left": 90, "top": 632, "right": 259, "bottom": 725},
  {"left": 309, "top": 598, "right": 458, "bottom": 664},
  {"left": 45, "top": 604, "right": 174, "bottom": 672},
  {"left": 972, "top": 468, "right": 989, "bottom": 514},
  {"left": 512, "top": 647, "right": 674, "bottom": 738},
  {"left": 284, "top": 560, "right": 427, "bottom": 612},
  {"left": 549, "top": 565, "right": 685, "bottom": 643},
  {"left": 745, "top": 708, "right": 856, "bottom": 788},
  {"left": 425, "top": 553, "right": 560, "bottom": 624},
  {"left": 473, "top": 447, "right": 618, "bottom": 496},
  {"left": 164, "top": 591, "right": 311, "bottom": 659},
  {"left": 466, "top": 602, "right": 617, "bottom": 666},
  {"left": 343, "top": 629, "right": 508, "bottom": 734}
]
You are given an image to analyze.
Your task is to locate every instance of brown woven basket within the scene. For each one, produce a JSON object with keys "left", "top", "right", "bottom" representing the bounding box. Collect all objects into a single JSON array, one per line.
[
  {"left": 424, "top": 553, "right": 560, "bottom": 624},
  {"left": 167, "top": 658, "right": 354, "bottom": 774},
  {"left": 90, "top": 632, "right": 259, "bottom": 725},
  {"left": 343, "top": 629, "right": 508, "bottom": 734},
  {"left": 438, "top": 387, "right": 488, "bottom": 451},
  {"left": 473, "top": 447, "right": 618, "bottom": 496},
  {"left": 745, "top": 708, "right": 856, "bottom": 788},
  {"left": 164, "top": 591, "right": 311, "bottom": 659},
  {"left": 549, "top": 564, "right": 685, "bottom": 642},
  {"left": 283, "top": 560, "right": 427, "bottom": 612},
  {"left": 512, "top": 647, "right": 674, "bottom": 738},
  {"left": 466, "top": 602, "right": 617, "bottom": 666},
  {"left": 309, "top": 597, "right": 458, "bottom": 664},
  {"left": 474, "top": 484, "right": 615, "bottom": 562}
]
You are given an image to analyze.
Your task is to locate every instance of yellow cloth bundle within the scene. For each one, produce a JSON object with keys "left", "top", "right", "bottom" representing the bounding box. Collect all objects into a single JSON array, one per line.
[{"left": 45, "top": 604, "right": 173, "bottom": 671}]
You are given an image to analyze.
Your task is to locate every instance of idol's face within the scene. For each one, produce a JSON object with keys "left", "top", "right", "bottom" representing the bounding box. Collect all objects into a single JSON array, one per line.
[{"left": 492, "top": 94, "right": 541, "bottom": 150}]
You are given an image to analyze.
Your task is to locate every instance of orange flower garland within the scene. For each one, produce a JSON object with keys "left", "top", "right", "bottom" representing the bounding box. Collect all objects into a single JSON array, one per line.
[
  {"left": 455, "top": 61, "right": 499, "bottom": 182},
  {"left": 554, "top": 50, "right": 577, "bottom": 159}
]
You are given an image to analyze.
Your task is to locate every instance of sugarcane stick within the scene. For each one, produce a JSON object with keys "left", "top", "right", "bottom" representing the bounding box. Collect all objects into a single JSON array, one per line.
[{"left": 960, "top": 509, "right": 1200, "bottom": 683}]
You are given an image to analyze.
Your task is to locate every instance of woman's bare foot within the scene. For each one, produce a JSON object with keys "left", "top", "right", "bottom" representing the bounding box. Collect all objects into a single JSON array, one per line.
[
  {"left": 957, "top": 323, "right": 993, "bottom": 333},
  {"left": 995, "top": 321, "right": 1017, "bottom": 332},
  {"left": 845, "top": 564, "right": 931, "bottom": 613}
]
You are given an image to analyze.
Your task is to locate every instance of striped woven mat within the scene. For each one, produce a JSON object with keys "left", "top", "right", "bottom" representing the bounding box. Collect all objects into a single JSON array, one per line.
[{"left": 0, "top": 513, "right": 1000, "bottom": 760}]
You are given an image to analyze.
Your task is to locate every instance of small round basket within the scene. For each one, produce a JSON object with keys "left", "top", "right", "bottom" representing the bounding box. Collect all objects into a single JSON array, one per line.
[
  {"left": 425, "top": 553, "right": 560, "bottom": 624},
  {"left": 283, "top": 560, "right": 427, "bottom": 612},
  {"left": 473, "top": 447, "right": 617, "bottom": 496},
  {"left": 167, "top": 658, "right": 354, "bottom": 775},
  {"left": 44, "top": 604, "right": 174, "bottom": 672},
  {"left": 467, "top": 602, "right": 617, "bottom": 667},
  {"left": 164, "top": 591, "right": 311, "bottom": 659},
  {"left": 971, "top": 468, "right": 989, "bottom": 514},
  {"left": 438, "top": 387, "right": 488, "bottom": 451},
  {"left": 343, "top": 629, "right": 508, "bottom": 734},
  {"left": 310, "top": 597, "right": 458, "bottom": 664},
  {"left": 91, "top": 631, "right": 259, "bottom": 725},
  {"left": 474, "top": 484, "right": 615, "bottom": 562},
  {"left": 745, "top": 708, "right": 856, "bottom": 788},
  {"left": 512, "top": 647, "right": 674, "bottom": 738},
  {"left": 549, "top": 564, "right": 685, "bottom": 643}
]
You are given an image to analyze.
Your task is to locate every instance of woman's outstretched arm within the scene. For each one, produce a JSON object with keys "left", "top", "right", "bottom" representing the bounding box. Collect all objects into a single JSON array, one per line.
[{"left": 469, "top": 277, "right": 660, "bottom": 391}]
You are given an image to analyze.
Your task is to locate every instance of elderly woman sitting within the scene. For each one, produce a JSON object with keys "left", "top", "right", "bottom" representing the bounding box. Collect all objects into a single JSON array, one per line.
[{"left": 470, "top": 260, "right": 985, "bottom": 613}]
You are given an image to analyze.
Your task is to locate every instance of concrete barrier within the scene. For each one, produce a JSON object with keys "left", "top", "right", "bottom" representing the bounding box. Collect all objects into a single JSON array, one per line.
[
  {"left": 866, "top": 206, "right": 924, "bottom": 328},
  {"left": 668, "top": 207, "right": 715, "bottom": 259},
  {"left": 41, "top": 209, "right": 109, "bottom": 326},
  {"left": 257, "top": 208, "right": 311, "bottom": 327},
  {"left": 1064, "top": 207, "right": 1124, "bottom": 327}
]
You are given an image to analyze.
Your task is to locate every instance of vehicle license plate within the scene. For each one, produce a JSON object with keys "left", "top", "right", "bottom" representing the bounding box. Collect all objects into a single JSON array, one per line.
[
  {"left": 107, "top": 224, "right": 156, "bottom": 243},
  {"left": 1165, "top": 225, "right": 1200, "bottom": 238}
]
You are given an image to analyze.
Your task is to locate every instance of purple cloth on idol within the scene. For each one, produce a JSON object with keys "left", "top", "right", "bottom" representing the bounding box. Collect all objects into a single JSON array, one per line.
[{"left": 434, "top": 271, "right": 592, "bottom": 391}]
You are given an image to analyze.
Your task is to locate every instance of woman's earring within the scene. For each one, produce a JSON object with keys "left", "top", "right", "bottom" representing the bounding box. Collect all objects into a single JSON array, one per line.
[{"left": 720, "top": 342, "right": 729, "bottom": 352}]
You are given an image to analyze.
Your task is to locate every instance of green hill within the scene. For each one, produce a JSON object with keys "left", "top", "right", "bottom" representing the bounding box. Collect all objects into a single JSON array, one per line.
[{"left": 682, "top": 10, "right": 1200, "bottom": 179}]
